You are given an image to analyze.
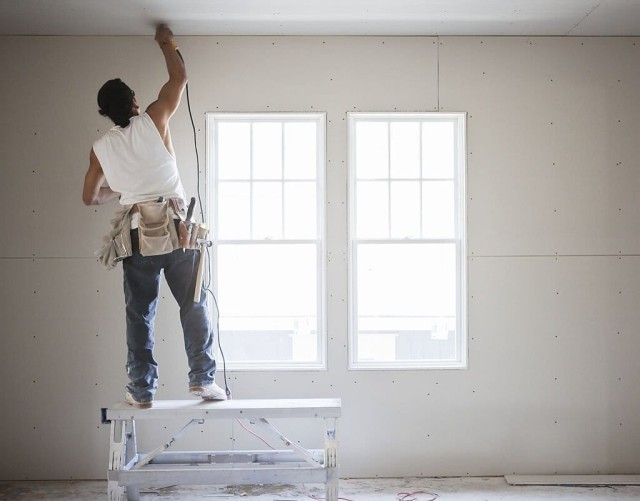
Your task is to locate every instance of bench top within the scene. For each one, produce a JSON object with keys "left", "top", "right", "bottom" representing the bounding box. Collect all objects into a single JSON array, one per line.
[{"left": 105, "top": 398, "right": 342, "bottom": 421}]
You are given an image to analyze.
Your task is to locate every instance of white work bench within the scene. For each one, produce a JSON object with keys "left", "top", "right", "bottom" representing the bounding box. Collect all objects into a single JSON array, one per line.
[{"left": 103, "top": 398, "right": 341, "bottom": 501}]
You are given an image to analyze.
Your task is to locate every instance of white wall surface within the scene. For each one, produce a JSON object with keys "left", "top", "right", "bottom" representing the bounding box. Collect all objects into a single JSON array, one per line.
[{"left": 0, "top": 35, "right": 639, "bottom": 480}]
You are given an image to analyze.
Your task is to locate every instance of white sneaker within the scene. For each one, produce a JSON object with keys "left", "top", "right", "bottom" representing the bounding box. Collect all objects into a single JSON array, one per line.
[
  {"left": 190, "top": 382, "right": 227, "bottom": 400},
  {"left": 125, "top": 392, "right": 153, "bottom": 409}
]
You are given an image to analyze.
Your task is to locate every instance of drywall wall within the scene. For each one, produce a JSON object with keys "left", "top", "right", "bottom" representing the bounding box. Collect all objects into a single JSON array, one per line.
[{"left": 0, "top": 35, "right": 638, "bottom": 480}]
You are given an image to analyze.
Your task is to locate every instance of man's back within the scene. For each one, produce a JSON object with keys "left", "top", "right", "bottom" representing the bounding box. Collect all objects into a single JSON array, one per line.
[{"left": 92, "top": 113, "right": 185, "bottom": 205}]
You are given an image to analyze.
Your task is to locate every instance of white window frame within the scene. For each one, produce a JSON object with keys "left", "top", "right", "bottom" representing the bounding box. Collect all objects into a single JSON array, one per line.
[
  {"left": 206, "top": 112, "right": 327, "bottom": 371},
  {"left": 348, "top": 112, "right": 468, "bottom": 370}
]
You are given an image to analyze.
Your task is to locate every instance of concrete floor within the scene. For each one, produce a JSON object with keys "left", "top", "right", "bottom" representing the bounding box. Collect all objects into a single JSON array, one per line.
[{"left": 2, "top": 477, "right": 640, "bottom": 500}]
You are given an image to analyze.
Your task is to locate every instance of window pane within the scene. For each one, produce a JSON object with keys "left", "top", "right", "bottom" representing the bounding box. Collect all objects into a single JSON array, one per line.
[
  {"left": 285, "top": 122, "right": 317, "bottom": 179},
  {"left": 422, "top": 181, "right": 454, "bottom": 239},
  {"left": 356, "top": 243, "right": 457, "bottom": 362},
  {"left": 209, "top": 113, "right": 325, "bottom": 369},
  {"left": 284, "top": 182, "right": 316, "bottom": 239},
  {"left": 390, "top": 122, "right": 420, "bottom": 179},
  {"left": 349, "top": 113, "right": 466, "bottom": 369},
  {"left": 218, "top": 244, "right": 317, "bottom": 316},
  {"left": 356, "top": 181, "right": 389, "bottom": 239},
  {"left": 218, "top": 182, "right": 250, "bottom": 240},
  {"left": 252, "top": 122, "right": 282, "bottom": 179},
  {"left": 217, "top": 244, "right": 318, "bottom": 363},
  {"left": 358, "top": 327, "right": 457, "bottom": 362},
  {"left": 357, "top": 244, "right": 456, "bottom": 317},
  {"left": 252, "top": 182, "right": 282, "bottom": 239},
  {"left": 218, "top": 122, "right": 250, "bottom": 180},
  {"left": 390, "top": 181, "right": 420, "bottom": 239},
  {"left": 422, "top": 121, "right": 454, "bottom": 179},
  {"left": 356, "top": 121, "right": 388, "bottom": 179}
]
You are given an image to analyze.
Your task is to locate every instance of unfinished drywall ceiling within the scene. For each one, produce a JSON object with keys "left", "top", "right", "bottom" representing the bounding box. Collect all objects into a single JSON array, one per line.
[{"left": 1, "top": 0, "right": 640, "bottom": 36}]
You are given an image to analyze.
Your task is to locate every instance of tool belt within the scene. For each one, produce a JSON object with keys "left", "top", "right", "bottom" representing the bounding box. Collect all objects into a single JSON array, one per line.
[{"left": 95, "top": 198, "right": 205, "bottom": 269}]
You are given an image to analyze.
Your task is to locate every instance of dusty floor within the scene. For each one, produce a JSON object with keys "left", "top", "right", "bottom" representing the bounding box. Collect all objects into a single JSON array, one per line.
[{"left": 2, "top": 477, "right": 640, "bottom": 500}]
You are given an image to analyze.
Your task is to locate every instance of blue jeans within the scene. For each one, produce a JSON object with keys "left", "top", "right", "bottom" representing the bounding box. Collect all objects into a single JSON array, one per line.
[{"left": 122, "top": 229, "right": 216, "bottom": 403}]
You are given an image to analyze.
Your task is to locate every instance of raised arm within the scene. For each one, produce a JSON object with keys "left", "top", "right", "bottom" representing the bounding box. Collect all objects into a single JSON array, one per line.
[
  {"left": 83, "top": 148, "right": 119, "bottom": 205},
  {"left": 146, "top": 24, "right": 187, "bottom": 152}
]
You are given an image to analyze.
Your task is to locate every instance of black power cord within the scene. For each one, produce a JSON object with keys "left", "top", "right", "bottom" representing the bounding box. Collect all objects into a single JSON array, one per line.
[{"left": 176, "top": 48, "right": 231, "bottom": 398}]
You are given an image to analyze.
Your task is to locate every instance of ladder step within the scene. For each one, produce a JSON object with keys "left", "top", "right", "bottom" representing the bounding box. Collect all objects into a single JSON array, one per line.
[{"left": 105, "top": 398, "right": 342, "bottom": 421}]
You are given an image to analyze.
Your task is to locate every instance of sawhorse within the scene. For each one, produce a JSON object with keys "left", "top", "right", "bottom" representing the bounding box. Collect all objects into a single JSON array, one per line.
[{"left": 102, "top": 398, "right": 341, "bottom": 501}]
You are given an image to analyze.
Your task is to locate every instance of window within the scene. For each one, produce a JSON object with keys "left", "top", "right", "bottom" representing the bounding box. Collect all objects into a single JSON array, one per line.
[
  {"left": 348, "top": 113, "right": 467, "bottom": 369},
  {"left": 206, "top": 113, "right": 326, "bottom": 370}
]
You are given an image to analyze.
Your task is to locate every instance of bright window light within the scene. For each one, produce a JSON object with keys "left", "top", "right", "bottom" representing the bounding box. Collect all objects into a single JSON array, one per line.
[
  {"left": 348, "top": 113, "right": 467, "bottom": 369},
  {"left": 207, "top": 113, "right": 326, "bottom": 370}
]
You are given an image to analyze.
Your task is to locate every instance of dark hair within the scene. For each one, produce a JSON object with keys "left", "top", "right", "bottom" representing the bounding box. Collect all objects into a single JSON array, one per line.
[{"left": 97, "top": 78, "right": 135, "bottom": 127}]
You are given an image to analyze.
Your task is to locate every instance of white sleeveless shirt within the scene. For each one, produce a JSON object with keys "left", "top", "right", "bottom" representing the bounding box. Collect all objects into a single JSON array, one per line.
[{"left": 92, "top": 113, "right": 186, "bottom": 206}]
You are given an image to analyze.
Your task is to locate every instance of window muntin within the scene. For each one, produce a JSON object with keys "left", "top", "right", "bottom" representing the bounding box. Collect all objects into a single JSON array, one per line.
[
  {"left": 348, "top": 113, "right": 467, "bottom": 369},
  {"left": 207, "top": 113, "right": 326, "bottom": 370}
]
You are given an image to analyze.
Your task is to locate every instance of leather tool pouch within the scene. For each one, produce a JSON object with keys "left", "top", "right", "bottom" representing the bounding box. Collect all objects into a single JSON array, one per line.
[
  {"left": 137, "top": 200, "right": 179, "bottom": 256},
  {"left": 112, "top": 228, "right": 132, "bottom": 261},
  {"left": 95, "top": 204, "right": 134, "bottom": 270}
]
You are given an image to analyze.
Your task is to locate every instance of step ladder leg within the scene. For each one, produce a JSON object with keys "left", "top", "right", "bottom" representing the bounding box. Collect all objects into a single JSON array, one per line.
[
  {"left": 107, "top": 420, "right": 126, "bottom": 501},
  {"left": 126, "top": 486, "right": 140, "bottom": 501},
  {"left": 325, "top": 468, "right": 339, "bottom": 501},
  {"left": 324, "top": 417, "right": 339, "bottom": 501},
  {"left": 108, "top": 419, "right": 139, "bottom": 501}
]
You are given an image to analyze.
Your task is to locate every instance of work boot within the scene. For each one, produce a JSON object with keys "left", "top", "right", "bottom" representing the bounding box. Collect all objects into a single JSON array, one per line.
[
  {"left": 190, "top": 382, "right": 227, "bottom": 400},
  {"left": 125, "top": 391, "right": 153, "bottom": 409}
]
